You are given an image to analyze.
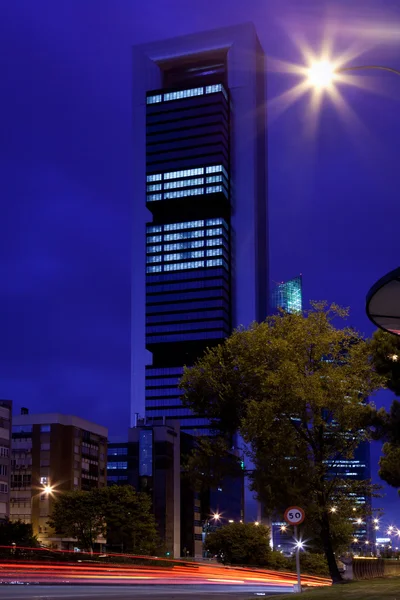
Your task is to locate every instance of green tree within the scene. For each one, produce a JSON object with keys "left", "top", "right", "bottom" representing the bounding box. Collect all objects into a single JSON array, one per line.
[
  {"left": 205, "top": 522, "right": 271, "bottom": 565},
  {"left": 369, "top": 330, "right": 400, "bottom": 493},
  {"left": 97, "top": 486, "right": 160, "bottom": 554},
  {"left": 371, "top": 329, "right": 400, "bottom": 396},
  {"left": 48, "top": 490, "right": 105, "bottom": 552},
  {"left": 0, "top": 519, "right": 38, "bottom": 547},
  {"left": 48, "top": 486, "right": 160, "bottom": 555},
  {"left": 180, "top": 303, "right": 384, "bottom": 583}
]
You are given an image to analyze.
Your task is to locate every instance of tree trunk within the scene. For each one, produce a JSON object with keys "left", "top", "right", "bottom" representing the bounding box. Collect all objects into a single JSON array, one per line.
[{"left": 320, "top": 511, "right": 343, "bottom": 583}]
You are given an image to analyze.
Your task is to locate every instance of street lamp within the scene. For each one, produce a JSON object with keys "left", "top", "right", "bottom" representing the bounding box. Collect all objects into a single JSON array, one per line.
[
  {"left": 307, "top": 61, "right": 400, "bottom": 89},
  {"left": 305, "top": 59, "right": 400, "bottom": 335}
]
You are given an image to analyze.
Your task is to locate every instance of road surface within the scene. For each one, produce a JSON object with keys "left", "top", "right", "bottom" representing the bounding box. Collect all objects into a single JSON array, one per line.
[{"left": 0, "top": 584, "right": 285, "bottom": 599}]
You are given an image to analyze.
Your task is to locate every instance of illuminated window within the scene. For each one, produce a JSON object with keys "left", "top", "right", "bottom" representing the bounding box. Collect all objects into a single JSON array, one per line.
[
  {"left": 164, "top": 87, "right": 203, "bottom": 102},
  {"left": 164, "top": 168, "right": 204, "bottom": 180},
  {"left": 164, "top": 260, "right": 205, "bottom": 271},
  {"left": 147, "top": 94, "right": 162, "bottom": 104},
  {"left": 207, "top": 228, "right": 223, "bottom": 236},
  {"left": 147, "top": 245, "right": 162, "bottom": 253},
  {"left": 206, "top": 165, "right": 229, "bottom": 179},
  {"left": 163, "top": 240, "right": 204, "bottom": 251},
  {"left": 206, "top": 248, "right": 222, "bottom": 257},
  {"left": 147, "top": 225, "right": 162, "bottom": 233},
  {"left": 147, "top": 265, "right": 162, "bottom": 273},
  {"left": 164, "top": 250, "right": 204, "bottom": 261},
  {"left": 206, "top": 175, "right": 223, "bottom": 184},
  {"left": 206, "top": 185, "right": 223, "bottom": 194},
  {"left": 147, "top": 183, "right": 162, "bottom": 192},
  {"left": 147, "top": 193, "right": 162, "bottom": 202},
  {"left": 164, "top": 188, "right": 203, "bottom": 200},
  {"left": 206, "top": 218, "right": 225, "bottom": 227},
  {"left": 147, "top": 235, "right": 162, "bottom": 243},
  {"left": 164, "top": 177, "right": 204, "bottom": 190},
  {"left": 164, "top": 230, "right": 203, "bottom": 241},
  {"left": 147, "top": 173, "right": 162, "bottom": 182},
  {"left": 147, "top": 255, "right": 162, "bottom": 263},
  {"left": 164, "top": 220, "right": 204, "bottom": 231},
  {"left": 107, "top": 462, "right": 128, "bottom": 470},
  {"left": 205, "top": 83, "right": 228, "bottom": 100}
]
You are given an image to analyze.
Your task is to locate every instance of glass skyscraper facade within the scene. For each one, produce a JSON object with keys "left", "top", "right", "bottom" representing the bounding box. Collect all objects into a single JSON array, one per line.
[
  {"left": 132, "top": 25, "right": 268, "bottom": 438},
  {"left": 271, "top": 275, "right": 302, "bottom": 314}
]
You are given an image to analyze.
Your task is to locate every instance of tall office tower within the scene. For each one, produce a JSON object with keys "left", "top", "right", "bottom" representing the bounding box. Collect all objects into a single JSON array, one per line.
[
  {"left": 132, "top": 24, "right": 268, "bottom": 433},
  {"left": 10, "top": 410, "right": 107, "bottom": 548},
  {"left": 271, "top": 275, "right": 303, "bottom": 314},
  {"left": 0, "top": 400, "right": 12, "bottom": 521}
]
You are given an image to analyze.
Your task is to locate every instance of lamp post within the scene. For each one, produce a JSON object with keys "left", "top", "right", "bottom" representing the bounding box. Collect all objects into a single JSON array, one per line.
[
  {"left": 31, "top": 483, "right": 54, "bottom": 540},
  {"left": 306, "top": 60, "right": 400, "bottom": 335}
]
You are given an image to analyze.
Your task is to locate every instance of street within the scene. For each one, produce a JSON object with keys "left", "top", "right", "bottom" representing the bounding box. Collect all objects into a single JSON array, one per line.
[{"left": 0, "top": 584, "right": 284, "bottom": 599}]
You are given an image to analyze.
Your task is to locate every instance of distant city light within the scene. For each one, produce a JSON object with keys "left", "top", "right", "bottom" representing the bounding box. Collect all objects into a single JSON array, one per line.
[
  {"left": 330, "top": 507, "right": 337, "bottom": 513},
  {"left": 254, "top": 521, "right": 260, "bottom": 526}
]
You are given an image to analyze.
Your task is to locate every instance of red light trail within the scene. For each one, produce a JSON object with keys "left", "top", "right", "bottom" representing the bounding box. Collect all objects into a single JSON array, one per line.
[{"left": 0, "top": 546, "right": 330, "bottom": 589}]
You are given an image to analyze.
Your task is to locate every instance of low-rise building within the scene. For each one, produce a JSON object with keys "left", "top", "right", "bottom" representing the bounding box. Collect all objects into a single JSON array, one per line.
[
  {"left": 0, "top": 400, "right": 12, "bottom": 521},
  {"left": 10, "top": 409, "right": 107, "bottom": 547}
]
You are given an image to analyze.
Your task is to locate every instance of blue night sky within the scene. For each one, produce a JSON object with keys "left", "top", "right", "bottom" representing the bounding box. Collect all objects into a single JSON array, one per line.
[{"left": 1, "top": 1, "right": 399, "bottom": 522}]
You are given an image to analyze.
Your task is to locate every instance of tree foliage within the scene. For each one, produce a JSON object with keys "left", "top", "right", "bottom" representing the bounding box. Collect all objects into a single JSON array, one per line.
[
  {"left": 0, "top": 519, "right": 38, "bottom": 547},
  {"left": 370, "top": 329, "right": 400, "bottom": 396},
  {"left": 180, "top": 303, "right": 385, "bottom": 582},
  {"left": 48, "top": 490, "right": 105, "bottom": 552},
  {"left": 48, "top": 486, "right": 160, "bottom": 553},
  {"left": 99, "top": 486, "right": 160, "bottom": 554},
  {"left": 205, "top": 522, "right": 271, "bottom": 565},
  {"left": 182, "top": 436, "right": 243, "bottom": 491}
]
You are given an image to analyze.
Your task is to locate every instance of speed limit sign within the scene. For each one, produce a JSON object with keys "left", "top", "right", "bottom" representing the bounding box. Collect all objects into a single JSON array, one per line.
[{"left": 284, "top": 506, "right": 305, "bottom": 525}]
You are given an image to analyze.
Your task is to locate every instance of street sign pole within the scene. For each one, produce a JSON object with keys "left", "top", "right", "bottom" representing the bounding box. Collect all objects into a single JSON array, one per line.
[
  {"left": 283, "top": 507, "right": 305, "bottom": 594},
  {"left": 294, "top": 525, "right": 301, "bottom": 593}
]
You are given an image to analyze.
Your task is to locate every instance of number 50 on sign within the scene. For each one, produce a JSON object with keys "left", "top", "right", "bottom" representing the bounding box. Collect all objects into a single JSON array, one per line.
[{"left": 284, "top": 506, "right": 305, "bottom": 525}]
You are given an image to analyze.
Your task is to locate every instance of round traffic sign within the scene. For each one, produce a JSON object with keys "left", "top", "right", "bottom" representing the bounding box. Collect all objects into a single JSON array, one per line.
[{"left": 284, "top": 506, "right": 305, "bottom": 525}]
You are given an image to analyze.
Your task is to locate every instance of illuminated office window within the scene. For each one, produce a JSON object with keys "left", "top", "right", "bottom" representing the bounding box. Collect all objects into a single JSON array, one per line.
[
  {"left": 147, "top": 173, "right": 162, "bottom": 182},
  {"left": 164, "top": 188, "right": 203, "bottom": 200},
  {"left": 164, "top": 178, "right": 204, "bottom": 190},
  {"left": 147, "top": 255, "right": 162, "bottom": 263},
  {"left": 147, "top": 94, "right": 162, "bottom": 104},
  {"left": 147, "top": 183, "right": 162, "bottom": 192},
  {"left": 147, "top": 225, "right": 162, "bottom": 233},
  {"left": 147, "top": 265, "right": 162, "bottom": 273},
  {"left": 164, "top": 230, "right": 203, "bottom": 241},
  {"left": 147, "top": 235, "right": 162, "bottom": 243},
  {"left": 163, "top": 240, "right": 204, "bottom": 251},
  {"left": 164, "top": 260, "right": 205, "bottom": 271},
  {"left": 164, "top": 87, "right": 203, "bottom": 102},
  {"left": 147, "top": 193, "right": 163, "bottom": 202},
  {"left": 164, "top": 220, "right": 204, "bottom": 231},
  {"left": 164, "top": 250, "right": 204, "bottom": 261},
  {"left": 164, "top": 167, "right": 204, "bottom": 180},
  {"left": 206, "top": 185, "right": 223, "bottom": 194},
  {"left": 147, "top": 245, "right": 162, "bottom": 254}
]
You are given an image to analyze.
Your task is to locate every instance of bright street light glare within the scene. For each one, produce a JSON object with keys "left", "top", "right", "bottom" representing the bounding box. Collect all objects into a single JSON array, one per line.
[
  {"left": 43, "top": 485, "right": 54, "bottom": 495},
  {"left": 254, "top": 521, "right": 260, "bottom": 526},
  {"left": 212, "top": 513, "right": 220, "bottom": 521},
  {"left": 308, "top": 61, "right": 335, "bottom": 88},
  {"left": 295, "top": 540, "right": 304, "bottom": 550}
]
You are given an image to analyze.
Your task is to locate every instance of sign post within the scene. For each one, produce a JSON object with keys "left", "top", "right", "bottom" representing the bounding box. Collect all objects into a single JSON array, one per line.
[{"left": 284, "top": 506, "right": 305, "bottom": 594}]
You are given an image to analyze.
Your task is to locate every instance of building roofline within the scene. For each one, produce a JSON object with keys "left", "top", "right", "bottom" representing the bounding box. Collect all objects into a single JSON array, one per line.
[{"left": 12, "top": 413, "right": 108, "bottom": 437}]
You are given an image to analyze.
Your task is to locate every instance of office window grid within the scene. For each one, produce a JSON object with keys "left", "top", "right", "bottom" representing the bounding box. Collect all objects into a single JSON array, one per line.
[
  {"left": 146, "top": 219, "right": 229, "bottom": 274},
  {"left": 146, "top": 83, "right": 228, "bottom": 105},
  {"left": 146, "top": 165, "right": 229, "bottom": 202}
]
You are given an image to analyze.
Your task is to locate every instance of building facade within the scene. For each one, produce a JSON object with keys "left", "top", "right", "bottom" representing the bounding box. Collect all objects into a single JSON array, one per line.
[
  {"left": 271, "top": 275, "right": 303, "bottom": 314},
  {"left": 107, "top": 418, "right": 243, "bottom": 558},
  {"left": 10, "top": 411, "right": 107, "bottom": 547},
  {"left": 0, "top": 400, "right": 12, "bottom": 522},
  {"left": 131, "top": 23, "right": 268, "bottom": 433}
]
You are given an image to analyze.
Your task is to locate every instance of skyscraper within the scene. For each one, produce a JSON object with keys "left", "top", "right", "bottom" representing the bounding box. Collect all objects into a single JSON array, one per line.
[
  {"left": 132, "top": 24, "right": 268, "bottom": 432},
  {"left": 271, "top": 275, "right": 302, "bottom": 314}
]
